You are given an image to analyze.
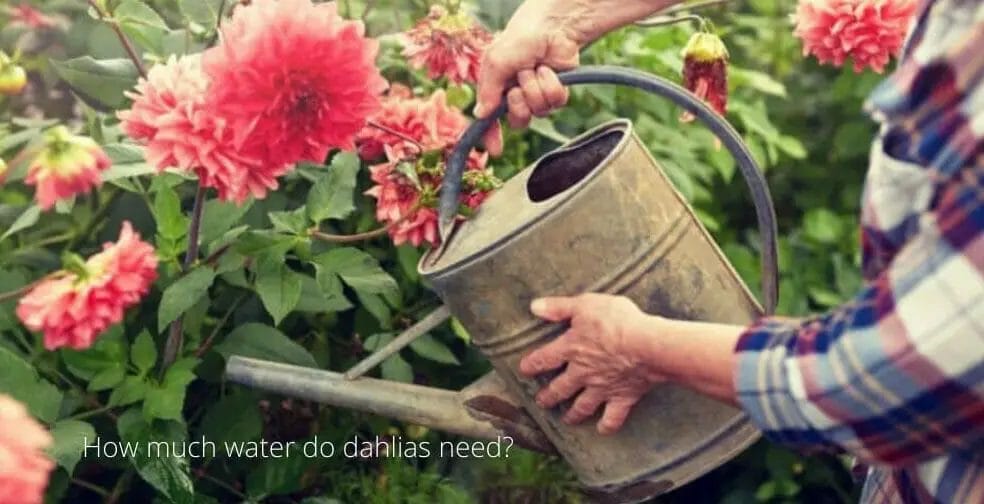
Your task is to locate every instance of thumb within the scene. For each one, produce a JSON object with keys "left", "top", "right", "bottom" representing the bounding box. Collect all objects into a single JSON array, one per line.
[
  {"left": 530, "top": 296, "right": 578, "bottom": 322},
  {"left": 481, "top": 120, "right": 503, "bottom": 157}
]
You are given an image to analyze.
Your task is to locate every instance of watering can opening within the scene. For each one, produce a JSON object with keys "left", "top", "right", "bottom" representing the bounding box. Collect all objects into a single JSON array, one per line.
[{"left": 526, "top": 128, "right": 625, "bottom": 202}]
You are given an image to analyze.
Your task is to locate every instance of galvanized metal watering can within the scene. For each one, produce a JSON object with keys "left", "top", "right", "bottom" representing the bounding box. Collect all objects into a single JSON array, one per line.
[{"left": 227, "top": 65, "right": 780, "bottom": 502}]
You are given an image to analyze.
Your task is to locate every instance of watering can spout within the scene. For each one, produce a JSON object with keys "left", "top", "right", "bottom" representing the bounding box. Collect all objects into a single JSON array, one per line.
[{"left": 225, "top": 356, "right": 555, "bottom": 453}]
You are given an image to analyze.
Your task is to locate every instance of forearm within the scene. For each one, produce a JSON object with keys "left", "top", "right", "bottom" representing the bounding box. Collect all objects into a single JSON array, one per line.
[
  {"left": 640, "top": 316, "right": 745, "bottom": 406},
  {"left": 522, "top": 0, "right": 681, "bottom": 45}
]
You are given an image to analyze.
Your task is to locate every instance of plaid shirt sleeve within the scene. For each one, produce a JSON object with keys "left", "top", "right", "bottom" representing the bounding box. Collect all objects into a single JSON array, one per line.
[{"left": 733, "top": 0, "right": 984, "bottom": 467}]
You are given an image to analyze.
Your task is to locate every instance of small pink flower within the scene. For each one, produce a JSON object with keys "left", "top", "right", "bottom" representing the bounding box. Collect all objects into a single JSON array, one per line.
[
  {"left": 0, "top": 394, "right": 54, "bottom": 504},
  {"left": 203, "top": 0, "right": 387, "bottom": 168},
  {"left": 5, "top": 3, "right": 59, "bottom": 29},
  {"left": 118, "top": 55, "right": 285, "bottom": 203},
  {"left": 402, "top": 5, "right": 492, "bottom": 85},
  {"left": 25, "top": 126, "right": 110, "bottom": 210},
  {"left": 16, "top": 222, "right": 158, "bottom": 350},
  {"left": 793, "top": 0, "right": 917, "bottom": 73},
  {"left": 355, "top": 88, "right": 471, "bottom": 162}
]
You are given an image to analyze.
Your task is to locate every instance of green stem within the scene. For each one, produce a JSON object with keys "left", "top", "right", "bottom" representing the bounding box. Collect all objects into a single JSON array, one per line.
[
  {"left": 195, "top": 292, "right": 247, "bottom": 357},
  {"left": 70, "top": 478, "right": 111, "bottom": 498},
  {"left": 66, "top": 404, "right": 114, "bottom": 421},
  {"left": 84, "top": 0, "right": 147, "bottom": 78},
  {"left": 198, "top": 472, "right": 246, "bottom": 499},
  {"left": 162, "top": 185, "right": 207, "bottom": 371},
  {"left": 64, "top": 188, "right": 122, "bottom": 252}
]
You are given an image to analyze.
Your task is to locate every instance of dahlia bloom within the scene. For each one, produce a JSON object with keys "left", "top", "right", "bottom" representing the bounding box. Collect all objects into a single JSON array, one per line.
[
  {"left": 402, "top": 5, "right": 493, "bottom": 85},
  {"left": 793, "top": 0, "right": 918, "bottom": 73},
  {"left": 680, "top": 32, "right": 729, "bottom": 122},
  {"left": 355, "top": 87, "right": 470, "bottom": 162},
  {"left": 16, "top": 222, "right": 158, "bottom": 350},
  {"left": 0, "top": 395, "right": 53, "bottom": 504},
  {"left": 25, "top": 126, "right": 111, "bottom": 210},
  {"left": 202, "top": 0, "right": 387, "bottom": 168},
  {"left": 118, "top": 55, "right": 286, "bottom": 203},
  {"left": 5, "top": 3, "right": 60, "bottom": 30},
  {"left": 365, "top": 145, "right": 498, "bottom": 247}
]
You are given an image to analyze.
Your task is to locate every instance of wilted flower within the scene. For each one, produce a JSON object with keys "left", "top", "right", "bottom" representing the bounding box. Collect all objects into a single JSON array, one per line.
[
  {"left": 355, "top": 87, "right": 470, "bottom": 162},
  {"left": 0, "top": 52, "right": 27, "bottom": 96},
  {"left": 118, "top": 55, "right": 286, "bottom": 203},
  {"left": 402, "top": 5, "right": 493, "bottom": 85},
  {"left": 365, "top": 146, "right": 498, "bottom": 247},
  {"left": 16, "top": 222, "right": 158, "bottom": 351},
  {"left": 25, "top": 126, "right": 111, "bottom": 210},
  {"left": 5, "top": 2, "right": 60, "bottom": 29},
  {"left": 680, "top": 32, "right": 729, "bottom": 122},
  {"left": 793, "top": 0, "right": 917, "bottom": 73},
  {"left": 203, "top": 0, "right": 387, "bottom": 168},
  {"left": 0, "top": 394, "right": 53, "bottom": 504}
]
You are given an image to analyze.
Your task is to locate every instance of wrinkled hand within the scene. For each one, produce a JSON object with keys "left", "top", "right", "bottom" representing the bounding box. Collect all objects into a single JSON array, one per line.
[{"left": 519, "top": 294, "right": 665, "bottom": 435}]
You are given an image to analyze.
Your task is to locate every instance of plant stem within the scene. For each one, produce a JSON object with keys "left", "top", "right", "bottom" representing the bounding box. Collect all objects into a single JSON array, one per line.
[
  {"left": 66, "top": 404, "right": 114, "bottom": 421},
  {"left": 198, "top": 472, "right": 246, "bottom": 499},
  {"left": 367, "top": 120, "right": 424, "bottom": 153},
  {"left": 85, "top": 0, "right": 147, "bottom": 78},
  {"left": 65, "top": 188, "right": 122, "bottom": 252},
  {"left": 207, "top": 0, "right": 228, "bottom": 46},
  {"left": 70, "top": 478, "right": 111, "bottom": 498},
  {"left": 635, "top": 13, "right": 704, "bottom": 28},
  {"left": 309, "top": 226, "right": 389, "bottom": 243},
  {"left": 162, "top": 185, "right": 207, "bottom": 370},
  {"left": 195, "top": 292, "right": 247, "bottom": 357}
]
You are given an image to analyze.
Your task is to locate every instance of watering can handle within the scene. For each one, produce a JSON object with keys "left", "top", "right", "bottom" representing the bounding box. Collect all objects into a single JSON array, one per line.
[{"left": 439, "top": 65, "right": 780, "bottom": 315}]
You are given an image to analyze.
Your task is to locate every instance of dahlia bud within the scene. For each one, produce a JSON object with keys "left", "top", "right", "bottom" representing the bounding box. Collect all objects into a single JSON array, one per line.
[
  {"left": 0, "top": 52, "right": 27, "bottom": 96},
  {"left": 680, "top": 32, "right": 729, "bottom": 122},
  {"left": 463, "top": 168, "right": 502, "bottom": 193},
  {"left": 26, "top": 126, "right": 111, "bottom": 210}
]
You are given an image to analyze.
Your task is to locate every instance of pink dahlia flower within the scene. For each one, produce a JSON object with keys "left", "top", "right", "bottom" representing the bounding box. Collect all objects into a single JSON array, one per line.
[
  {"left": 793, "top": 0, "right": 917, "bottom": 73},
  {"left": 0, "top": 395, "right": 53, "bottom": 504},
  {"left": 6, "top": 3, "right": 60, "bottom": 30},
  {"left": 402, "top": 5, "right": 493, "bottom": 85},
  {"left": 16, "top": 221, "right": 159, "bottom": 350},
  {"left": 202, "top": 0, "right": 387, "bottom": 168},
  {"left": 118, "top": 55, "right": 286, "bottom": 203},
  {"left": 355, "top": 87, "right": 471, "bottom": 162},
  {"left": 26, "top": 126, "right": 111, "bottom": 210}
]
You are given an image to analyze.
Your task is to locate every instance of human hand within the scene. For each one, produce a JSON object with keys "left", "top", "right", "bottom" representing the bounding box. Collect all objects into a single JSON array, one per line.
[{"left": 519, "top": 293, "right": 666, "bottom": 435}]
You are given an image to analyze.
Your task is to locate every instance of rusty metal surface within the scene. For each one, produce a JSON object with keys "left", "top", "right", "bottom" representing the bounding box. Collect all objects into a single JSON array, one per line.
[{"left": 421, "top": 120, "right": 762, "bottom": 498}]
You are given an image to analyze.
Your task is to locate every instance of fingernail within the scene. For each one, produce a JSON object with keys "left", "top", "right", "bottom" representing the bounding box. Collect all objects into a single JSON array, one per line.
[
  {"left": 473, "top": 103, "right": 485, "bottom": 117},
  {"left": 530, "top": 299, "right": 546, "bottom": 315}
]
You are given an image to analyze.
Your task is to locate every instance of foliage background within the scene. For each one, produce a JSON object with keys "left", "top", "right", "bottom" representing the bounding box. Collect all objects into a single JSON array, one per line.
[{"left": 0, "top": 0, "right": 875, "bottom": 502}]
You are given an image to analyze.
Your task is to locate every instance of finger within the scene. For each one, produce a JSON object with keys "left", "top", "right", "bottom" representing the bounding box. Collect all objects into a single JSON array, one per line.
[
  {"left": 598, "top": 397, "right": 640, "bottom": 435},
  {"left": 535, "top": 368, "right": 585, "bottom": 408},
  {"left": 481, "top": 120, "right": 504, "bottom": 157},
  {"left": 506, "top": 87, "right": 532, "bottom": 129},
  {"left": 537, "top": 65, "right": 569, "bottom": 109},
  {"left": 475, "top": 50, "right": 521, "bottom": 118},
  {"left": 530, "top": 296, "right": 578, "bottom": 322},
  {"left": 518, "top": 69, "right": 550, "bottom": 117},
  {"left": 518, "top": 330, "right": 573, "bottom": 377},
  {"left": 563, "top": 388, "right": 605, "bottom": 425}
]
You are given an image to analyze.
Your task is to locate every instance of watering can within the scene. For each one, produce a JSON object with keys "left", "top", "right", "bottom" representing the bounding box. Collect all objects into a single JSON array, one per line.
[{"left": 226, "top": 66, "right": 779, "bottom": 502}]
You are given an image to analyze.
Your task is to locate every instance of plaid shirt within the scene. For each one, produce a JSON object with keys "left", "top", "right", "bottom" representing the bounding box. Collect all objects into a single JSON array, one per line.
[{"left": 734, "top": 1, "right": 984, "bottom": 502}]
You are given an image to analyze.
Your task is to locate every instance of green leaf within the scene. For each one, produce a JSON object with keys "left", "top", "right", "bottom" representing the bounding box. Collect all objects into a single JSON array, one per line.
[
  {"left": 143, "top": 383, "right": 187, "bottom": 421},
  {"left": 268, "top": 207, "right": 309, "bottom": 235},
  {"left": 307, "top": 152, "right": 360, "bottom": 222},
  {"left": 48, "top": 420, "right": 96, "bottom": 474},
  {"left": 158, "top": 268, "right": 216, "bottom": 332},
  {"left": 776, "top": 135, "right": 807, "bottom": 160},
  {"left": 51, "top": 57, "right": 140, "bottom": 110},
  {"left": 200, "top": 199, "right": 252, "bottom": 245},
  {"left": 356, "top": 291, "right": 392, "bottom": 328},
  {"left": 295, "top": 274, "right": 353, "bottom": 313},
  {"left": 216, "top": 323, "right": 316, "bottom": 368},
  {"left": 382, "top": 354, "right": 414, "bottom": 383},
  {"left": 101, "top": 143, "right": 154, "bottom": 182},
  {"left": 731, "top": 68, "right": 787, "bottom": 97},
  {"left": 803, "top": 209, "right": 842, "bottom": 244},
  {"left": 154, "top": 184, "right": 188, "bottom": 241},
  {"left": 61, "top": 327, "right": 128, "bottom": 380},
  {"left": 409, "top": 334, "right": 460, "bottom": 365},
  {"left": 254, "top": 256, "right": 303, "bottom": 325},
  {"left": 246, "top": 453, "right": 309, "bottom": 499},
  {"left": 109, "top": 376, "right": 149, "bottom": 407},
  {"left": 198, "top": 393, "right": 262, "bottom": 447},
  {"left": 88, "top": 365, "right": 126, "bottom": 391},
  {"left": 0, "top": 346, "right": 63, "bottom": 423},
  {"left": 450, "top": 318, "right": 471, "bottom": 344},
  {"left": 0, "top": 205, "right": 40, "bottom": 241},
  {"left": 529, "top": 117, "right": 571, "bottom": 144},
  {"left": 118, "top": 409, "right": 195, "bottom": 504},
  {"left": 313, "top": 248, "right": 398, "bottom": 295},
  {"left": 234, "top": 231, "right": 299, "bottom": 257},
  {"left": 115, "top": 0, "right": 170, "bottom": 53},
  {"left": 131, "top": 331, "right": 158, "bottom": 374},
  {"left": 163, "top": 358, "right": 199, "bottom": 389},
  {"left": 178, "top": 0, "right": 224, "bottom": 31}
]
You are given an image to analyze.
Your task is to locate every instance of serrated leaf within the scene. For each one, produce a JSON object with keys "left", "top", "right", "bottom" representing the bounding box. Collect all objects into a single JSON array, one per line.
[
  {"left": 88, "top": 365, "right": 126, "bottom": 391},
  {"left": 143, "top": 383, "right": 187, "bottom": 421},
  {"left": 200, "top": 199, "right": 251, "bottom": 245},
  {"left": 51, "top": 57, "right": 140, "bottom": 110},
  {"left": 0, "top": 205, "right": 40, "bottom": 241},
  {"left": 268, "top": 207, "right": 309, "bottom": 235},
  {"left": 154, "top": 184, "right": 187, "bottom": 241},
  {"left": 115, "top": 0, "right": 170, "bottom": 53},
  {"left": 198, "top": 392, "right": 262, "bottom": 447},
  {"left": 216, "top": 323, "right": 316, "bottom": 368},
  {"left": 118, "top": 409, "right": 195, "bottom": 504},
  {"left": 61, "top": 326, "right": 128, "bottom": 379},
  {"left": 0, "top": 346, "right": 63, "bottom": 423},
  {"left": 295, "top": 274, "right": 352, "bottom": 313},
  {"left": 307, "top": 152, "right": 360, "bottom": 222},
  {"left": 254, "top": 256, "right": 302, "bottom": 325},
  {"left": 131, "top": 331, "right": 158, "bottom": 374},
  {"left": 48, "top": 420, "right": 96, "bottom": 474},
  {"left": 356, "top": 291, "right": 392, "bottom": 328},
  {"left": 158, "top": 268, "right": 216, "bottom": 332},
  {"left": 381, "top": 354, "right": 413, "bottom": 383},
  {"left": 109, "top": 376, "right": 149, "bottom": 407},
  {"left": 313, "top": 248, "right": 398, "bottom": 295},
  {"left": 409, "top": 334, "right": 459, "bottom": 365},
  {"left": 178, "top": 0, "right": 224, "bottom": 31}
]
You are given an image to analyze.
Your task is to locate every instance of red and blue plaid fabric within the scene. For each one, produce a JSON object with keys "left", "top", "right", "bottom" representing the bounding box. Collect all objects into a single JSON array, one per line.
[{"left": 734, "top": 1, "right": 984, "bottom": 502}]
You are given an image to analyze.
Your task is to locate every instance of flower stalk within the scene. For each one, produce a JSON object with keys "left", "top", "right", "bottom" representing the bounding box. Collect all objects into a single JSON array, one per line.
[
  {"left": 84, "top": 0, "right": 147, "bottom": 78},
  {"left": 162, "top": 185, "right": 207, "bottom": 369}
]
